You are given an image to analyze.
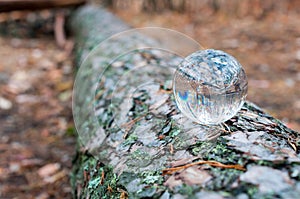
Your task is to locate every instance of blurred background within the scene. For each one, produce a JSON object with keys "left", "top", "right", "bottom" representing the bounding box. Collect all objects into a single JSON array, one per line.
[{"left": 0, "top": 0, "right": 299, "bottom": 198}]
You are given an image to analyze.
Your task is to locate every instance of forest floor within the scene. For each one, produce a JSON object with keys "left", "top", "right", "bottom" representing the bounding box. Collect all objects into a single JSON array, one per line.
[
  {"left": 0, "top": 5, "right": 299, "bottom": 199},
  {"left": 0, "top": 10, "right": 75, "bottom": 199}
]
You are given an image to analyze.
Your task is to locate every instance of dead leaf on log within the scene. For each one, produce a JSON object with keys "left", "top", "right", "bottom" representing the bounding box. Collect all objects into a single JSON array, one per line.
[
  {"left": 164, "top": 166, "right": 212, "bottom": 190},
  {"left": 164, "top": 175, "right": 183, "bottom": 190},
  {"left": 179, "top": 166, "right": 212, "bottom": 186}
]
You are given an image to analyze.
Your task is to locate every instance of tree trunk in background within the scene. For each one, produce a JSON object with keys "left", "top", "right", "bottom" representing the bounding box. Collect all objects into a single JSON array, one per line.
[
  {"left": 69, "top": 5, "right": 300, "bottom": 199},
  {"left": 0, "top": 0, "right": 86, "bottom": 12}
]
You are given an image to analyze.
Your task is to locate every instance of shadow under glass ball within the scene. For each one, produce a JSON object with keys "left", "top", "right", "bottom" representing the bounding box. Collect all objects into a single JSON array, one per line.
[{"left": 173, "top": 49, "right": 248, "bottom": 125}]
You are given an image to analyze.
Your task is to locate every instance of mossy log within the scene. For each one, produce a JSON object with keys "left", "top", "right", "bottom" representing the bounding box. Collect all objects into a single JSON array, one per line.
[{"left": 69, "top": 5, "right": 300, "bottom": 199}]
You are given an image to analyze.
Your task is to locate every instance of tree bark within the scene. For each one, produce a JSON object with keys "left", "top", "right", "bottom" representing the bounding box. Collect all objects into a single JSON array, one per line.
[{"left": 69, "top": 5, "right": 300, "bottom": 199}]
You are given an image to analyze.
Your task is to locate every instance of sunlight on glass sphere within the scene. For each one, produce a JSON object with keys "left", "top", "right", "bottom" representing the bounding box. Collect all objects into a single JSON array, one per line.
[{"left": 173, "top": 49, "right": 248, "bottom": 125}]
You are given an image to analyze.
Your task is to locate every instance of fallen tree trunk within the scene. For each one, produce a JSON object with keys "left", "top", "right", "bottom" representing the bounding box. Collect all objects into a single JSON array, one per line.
[{"left": 69, "top": 5, "right": 300, "bottom": 199}]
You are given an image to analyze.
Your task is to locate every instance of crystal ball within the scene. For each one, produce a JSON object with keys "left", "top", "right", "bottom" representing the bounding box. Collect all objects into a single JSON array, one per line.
[{"left": 173, "top": 49, "right": 248, "bottom": 125}]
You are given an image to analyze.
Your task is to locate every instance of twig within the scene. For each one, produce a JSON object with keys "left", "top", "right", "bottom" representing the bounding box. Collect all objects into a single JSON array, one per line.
[
  {"left": 169, "top": 143, "right": 174, "bottom": 154},
  {"left": 288, "top": 138, "right": 297, "bottom": 152},
  {"left": 54, "top": 10, "right": 66, "bottom": 48},
  {"left": 162, "top": 160, "right": 246, "bottom": 176},
  {"left": 100, "top": 170, "right": 105, "bottom": 185},
  {"left": 121, "top": 114, "right": 147, "bottom": 139}
]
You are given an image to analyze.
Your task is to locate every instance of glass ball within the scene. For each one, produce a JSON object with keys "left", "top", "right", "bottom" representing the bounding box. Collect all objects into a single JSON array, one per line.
[{"left": 173, "top": 49, "right": 248, "bottom": 125}]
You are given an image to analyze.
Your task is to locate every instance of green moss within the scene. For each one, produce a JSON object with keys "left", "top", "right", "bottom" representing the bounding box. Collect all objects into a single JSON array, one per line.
[
  {"left": 88, "top": 176, "right": 101, "bottom": 189},
  {"left": 178, "top": 184, "right": 195, "bottom": 197},
  {"left": 186, "top": 139, "right": 248, "bottom": 192},
  {"left": 170, "top": 129, "right": 181, "bottom": 138},
  {"left": 136, "top": 186, "right": 157, "bottom": 198},
  {"left": 189, "top": 138, "right": 247, "bottom": 166},
  {"left": 131, "top": 149, "right": 150, "bottom": 161},
  {"left": 256, "top": 160, "right": 276, "bottom": 167},
  {"left": 208, "top": 167, "right": 243, "bottom": 190},
  {"left": 117, "top": 171, "right": 165, "bottom": 198},
  {"left": 122, "top": 134, "right": 138, "bottom": 147},
  {"left": 71, "top": 152, "right": 125, "bottom": 199},
  {"left": 141, "top": 171, "right": 163, "bottom": 185},
  {"left": 190, "top": 141, "right": 212, "bottom": 156},
  {"left": 247, "top": 186, "right": 259, "bottom": 198},
  {"left": 230, "top": 182, "right": 259, "bottom": 198},
  {"left": 66, "top": 126, "right": 76, "bottom": 137}
]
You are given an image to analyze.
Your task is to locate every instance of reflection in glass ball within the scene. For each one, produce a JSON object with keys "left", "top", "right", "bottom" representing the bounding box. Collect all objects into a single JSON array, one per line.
[{"left": 173, "top": 49, "right": 248, "bottom": 125}]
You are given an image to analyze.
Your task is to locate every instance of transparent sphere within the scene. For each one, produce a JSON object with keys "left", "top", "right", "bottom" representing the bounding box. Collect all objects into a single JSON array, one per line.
[{"left": 173, "top": 49, "right": 248, "bottom": 125}]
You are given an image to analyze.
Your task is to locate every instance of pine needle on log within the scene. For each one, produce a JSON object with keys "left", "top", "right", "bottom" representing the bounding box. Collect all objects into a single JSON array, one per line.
[{"left": 162, "top": 160, "right": 246, "bottom": 175}]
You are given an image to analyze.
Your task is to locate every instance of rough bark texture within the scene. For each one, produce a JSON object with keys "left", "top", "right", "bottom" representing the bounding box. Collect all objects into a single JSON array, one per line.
[{"left": 69, "top": 5, "right": 300, "bottom": 199}]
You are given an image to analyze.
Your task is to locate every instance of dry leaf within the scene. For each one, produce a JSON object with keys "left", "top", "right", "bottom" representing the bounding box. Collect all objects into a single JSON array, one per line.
[
  {"left": 179, "top": 166, "right": 212, "bottom": 186},
  {"left": 38, "top": 163, "right": 61, "bottom": 178},
  {"left": 0, "top": 96, "right": 12, "bottom": 110},
  {"left": 43, "top": 170, "right": 67, "bottom": 184}
]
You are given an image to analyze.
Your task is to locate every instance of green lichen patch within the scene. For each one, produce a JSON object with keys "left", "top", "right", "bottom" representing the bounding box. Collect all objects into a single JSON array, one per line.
[
  {"left": 117, "top": 170, "right": 166, "bottom": 198},
  {"left": 141, "top": 171, "right": 164, "bottom": 185},
  {"left": 189, "top": 137, "right": 248, "bottom": 166},
  {"left": 207, "top": 167, "right": 243, "bottom": 191},
  {"left": 122, "top": 134, "right": 138, "bottom": 147},
  {"left": 71, "top": 152, "right": 126, "bottom": 199}
]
